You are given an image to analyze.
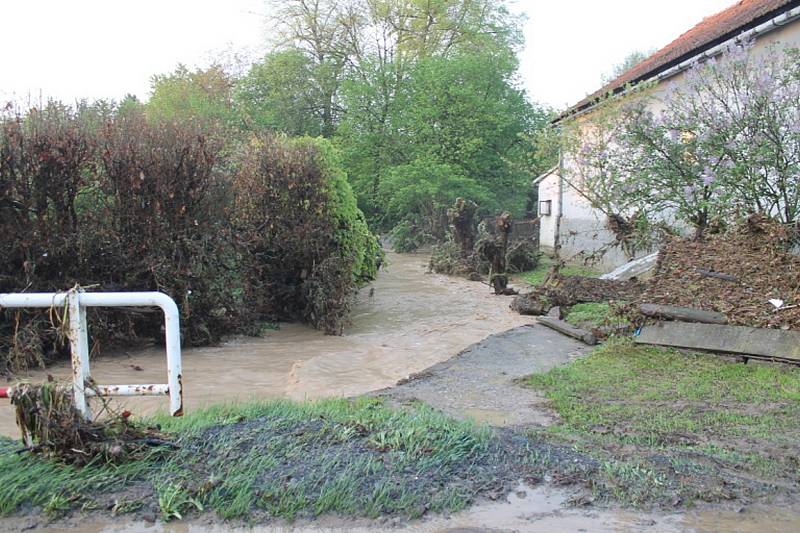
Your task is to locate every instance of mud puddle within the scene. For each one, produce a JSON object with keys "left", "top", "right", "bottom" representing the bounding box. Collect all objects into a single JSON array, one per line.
[
  {"left": 14, "top": 482, "right": 800, "bottom": 532},
  {"left": 1, "top": 252, "right": 531, "bottom": 437}
]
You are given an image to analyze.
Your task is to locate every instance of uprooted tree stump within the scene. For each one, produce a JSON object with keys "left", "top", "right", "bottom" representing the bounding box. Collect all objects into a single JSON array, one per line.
[
  {"left": 511, "top": 274, "right": 644, "bottom": 315},
  {"left": 477, "top": 213, "right": 517, "bottom": 295},
  {"left": 448, "top": 197, "right": 479, "bottom": 258}
]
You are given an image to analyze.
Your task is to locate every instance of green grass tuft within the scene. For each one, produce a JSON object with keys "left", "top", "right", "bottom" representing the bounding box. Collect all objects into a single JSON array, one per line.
[
  {"left": 525, "top": 338, "right": 800, "bottom": 505},
  {"left": 519, "top": 256, "right": 600, "bottom": 286},
  {"left": 563, "top": 302, "right": 629, "bottom": 329}
]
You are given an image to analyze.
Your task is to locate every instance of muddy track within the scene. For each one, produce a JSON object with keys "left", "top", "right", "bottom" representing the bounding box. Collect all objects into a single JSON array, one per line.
[{"left": 373, "top": 324, "right": 590, "bottom": 427}]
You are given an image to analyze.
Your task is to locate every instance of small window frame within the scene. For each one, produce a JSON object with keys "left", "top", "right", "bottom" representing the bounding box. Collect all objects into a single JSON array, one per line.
[{"left": 539, "top": 199, "right": 552, "bottom": 216}]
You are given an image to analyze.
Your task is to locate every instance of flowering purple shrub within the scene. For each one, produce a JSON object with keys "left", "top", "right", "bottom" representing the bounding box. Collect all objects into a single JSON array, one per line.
[{"left": 564, "top": 42, "right": 800, "bottom": 240}]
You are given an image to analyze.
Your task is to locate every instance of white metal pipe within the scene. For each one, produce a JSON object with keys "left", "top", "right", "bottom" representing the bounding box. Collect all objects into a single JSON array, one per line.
[
  {"left": 0, "top": 292, "right": 68, "bottom": 308},
  {"left": 74, "top": 292, "right": 183, "bottom": 415},
  {"left": 0, "top": 291, "right": 183, "bottom": 417},
  {"left": 88, "top": 384, "right": 170, "bottom": 397},
  {"left": 67, "top": 292, "right": 91, "bottom": 417}
]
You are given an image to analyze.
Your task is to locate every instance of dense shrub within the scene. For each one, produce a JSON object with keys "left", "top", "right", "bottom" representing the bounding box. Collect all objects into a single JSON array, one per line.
[
  {"left": 234, "top": 135, "right": 380, "bottom": 334},
  {"left": 0, "top": 104, "right": 93, "bottom": 369},
  {"left": 96, "top": 110, "right": 245, "bottom": 345},
  {"left": 0, "top": 104, "right": 379, "bottom": 372}
]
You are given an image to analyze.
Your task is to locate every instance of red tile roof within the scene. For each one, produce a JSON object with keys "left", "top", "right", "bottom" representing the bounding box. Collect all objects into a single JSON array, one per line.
[{"left": 561, "top": 0, "right": 800, "bottom": 119}]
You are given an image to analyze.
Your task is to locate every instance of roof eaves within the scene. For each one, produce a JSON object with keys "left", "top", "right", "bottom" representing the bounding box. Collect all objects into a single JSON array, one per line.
[
  {"left": 532, "top": 165, "right": 558, "bottom": 186},
  {"left": 553, "top": 0, "right": 800, "bottom": 124}
]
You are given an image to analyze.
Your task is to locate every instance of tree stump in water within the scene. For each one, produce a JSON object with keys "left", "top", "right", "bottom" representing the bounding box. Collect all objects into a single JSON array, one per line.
[
  {"left": 448, "top": 197, "right": 479, "bottom": 257},
  {"left": 478, "top": 212, "right": 515, "bottom": 295}
]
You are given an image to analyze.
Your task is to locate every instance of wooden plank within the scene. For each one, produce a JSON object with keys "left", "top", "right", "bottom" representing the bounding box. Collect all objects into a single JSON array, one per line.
[
  {"left": 635, "top": 321, "right": 800, "bottom": 362},
  {"left": 537, "top": 316, "right": 597, "bottom": 345},
  {"left": 639, "top": 303, "right": 727, "bottom": 324}
]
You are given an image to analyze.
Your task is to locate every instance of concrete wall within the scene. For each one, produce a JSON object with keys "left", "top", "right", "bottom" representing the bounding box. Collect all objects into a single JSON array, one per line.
[
  {"left": 541, "top": 20, "right": 800, "bottom": 272},
  {"left": 536, "top": 168, "right": 560, "bottom": 249}
]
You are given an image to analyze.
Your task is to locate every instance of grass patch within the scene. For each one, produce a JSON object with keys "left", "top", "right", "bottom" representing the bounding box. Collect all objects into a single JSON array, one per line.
[
  {"left": 519, "top": 256, "right": 600, "bottom": 286},
  {"left": 563, "top": 303, "right": 630, "bottom": 330},
  {"left": 525, "top": 338, "right": 800, "bottom": 505},
  {"left": 0, "top": 397, "right": 515, "bottom": 522}
]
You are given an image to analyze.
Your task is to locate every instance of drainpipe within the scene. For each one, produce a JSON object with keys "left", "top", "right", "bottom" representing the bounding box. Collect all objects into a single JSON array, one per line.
[{"left": 554, "top": 148, "right": 565, "bottom": 258}]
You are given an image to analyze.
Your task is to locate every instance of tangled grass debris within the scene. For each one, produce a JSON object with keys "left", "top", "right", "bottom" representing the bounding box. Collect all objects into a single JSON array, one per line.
[
  {"left": 10, "top": 382, "right": 172, "bottom": 465},
  {"left": 513, "top": 216, "right": 800, "bottom": 333},
  {"left": 625, "top": 215, "right": 800, "bottom": 330}
]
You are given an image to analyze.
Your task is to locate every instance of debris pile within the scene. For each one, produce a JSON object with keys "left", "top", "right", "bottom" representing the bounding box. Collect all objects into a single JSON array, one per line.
[
  {"left": 511, "top": 273, "right": 643, "bottom": 316},
  {"left": 10, "top": 382, "right": 172, "bottom": 465},
  {"left": 513, "top": 216, "right": 800, "bottom": 332},
  {"left": 629, "top": 215, "right": 800, "bottom": 330}
]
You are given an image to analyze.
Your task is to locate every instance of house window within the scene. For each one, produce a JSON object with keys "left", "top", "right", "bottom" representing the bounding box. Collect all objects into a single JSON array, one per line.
[{"left": 539, "top": 200, "right": 552, "bottom": 216}]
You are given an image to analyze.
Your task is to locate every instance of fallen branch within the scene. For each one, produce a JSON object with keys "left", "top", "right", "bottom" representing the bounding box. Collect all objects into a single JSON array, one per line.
[
  {"left": 694, "top": 268, "right": 737, "bottom": 282},
  {"left": 537, "top": 316, "right": 597, "bottom": 345}
]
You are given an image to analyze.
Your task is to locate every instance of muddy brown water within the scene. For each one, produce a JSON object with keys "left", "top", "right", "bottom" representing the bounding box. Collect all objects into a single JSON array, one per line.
[{"left": 0, "top": 252, "right": 532, "bottom": 437}]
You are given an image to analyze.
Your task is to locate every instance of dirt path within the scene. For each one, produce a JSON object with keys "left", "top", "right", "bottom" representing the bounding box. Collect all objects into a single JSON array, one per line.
[{"left": 375, "top": 324, "right": 590, "bottom": 427}]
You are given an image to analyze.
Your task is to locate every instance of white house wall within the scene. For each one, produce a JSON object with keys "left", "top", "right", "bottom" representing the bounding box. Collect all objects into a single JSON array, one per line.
[{"left": 541, "top": 20, "right": 800, "bottom": 272}]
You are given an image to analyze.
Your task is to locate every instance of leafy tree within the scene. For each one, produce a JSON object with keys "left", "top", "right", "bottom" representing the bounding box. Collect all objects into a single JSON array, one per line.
[
  {"left": 399, "top": 52, "right": 535, "bottom": 208},
  {"left": 265, "top": 0, "right": 522, "bottom": 134},
  {"left": 265, "top": 0, "right": 356, "bottom": 136},
  {"left": 253, "top": 0, "right": 548, "bottom": 246},
  {"left": 147, "top": 64, "right": 237, "bottom": 125},
  {"left": 379, "top": 157, "right": 486, "bottom": 246},
  {"left": 236, "top": 50, "right": 324, "bottom": 136},
  {"left": 341, "top": 50, "right": 541, "bottom": 231},
  {"left": 563, "top": 42, "right": 800, "bottom": 242}
]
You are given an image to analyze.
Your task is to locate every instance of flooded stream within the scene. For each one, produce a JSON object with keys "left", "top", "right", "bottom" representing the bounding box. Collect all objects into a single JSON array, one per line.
[{"left": 0, "top": 252, "right": 531, "bottom": 437}]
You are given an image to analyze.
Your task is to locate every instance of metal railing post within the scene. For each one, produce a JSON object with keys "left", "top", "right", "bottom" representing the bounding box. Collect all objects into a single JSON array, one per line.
[{"left": 67, "top": 291, "right": 91, "bottom": 418}]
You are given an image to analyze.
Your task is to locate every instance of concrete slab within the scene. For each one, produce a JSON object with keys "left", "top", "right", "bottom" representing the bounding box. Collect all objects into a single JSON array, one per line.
[
  {"left": 599, "top": 252, "right": 658, "bottom": 281},
  {"left": 635, "top": 321, "right": 800, "bottom": 362}
]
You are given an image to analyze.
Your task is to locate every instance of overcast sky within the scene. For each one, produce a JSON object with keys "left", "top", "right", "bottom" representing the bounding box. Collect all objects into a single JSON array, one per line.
[{"left": 1, "top": 0, "right": 734, "bottom": 111}]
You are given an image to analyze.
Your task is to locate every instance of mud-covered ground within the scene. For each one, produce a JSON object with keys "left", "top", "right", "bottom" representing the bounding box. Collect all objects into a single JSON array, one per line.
[
  {"left": 2, "top": 324, "right": 800, "bottom": 531},
  {"left": 378, "top": 327, "right": 800, "bottom": 510},
  {"left": 375, "top": 324, "right": 590, "bottom": 427},
  {"left": 0, "top": 326, "right": 597, "bottom": 532}
]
